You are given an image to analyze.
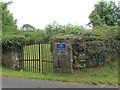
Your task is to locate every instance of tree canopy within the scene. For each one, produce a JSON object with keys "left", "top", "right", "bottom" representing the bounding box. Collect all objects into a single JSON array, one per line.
[
  {"left": 21, "top": 24, "right": 35, "bottom": 31},
  {"left": 1, "top": 1, "right": 17, "bottom": 33},
  {"left": 88, "top": 0, "right": 120, "bottom": 27}
]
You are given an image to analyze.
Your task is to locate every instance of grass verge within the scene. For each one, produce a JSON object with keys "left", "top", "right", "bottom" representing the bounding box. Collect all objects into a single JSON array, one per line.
[{"left": 2, "top": 61, "right": 118, "bottom": 86}]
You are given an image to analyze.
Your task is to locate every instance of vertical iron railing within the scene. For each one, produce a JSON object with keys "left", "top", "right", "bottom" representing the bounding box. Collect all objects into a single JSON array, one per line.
[{"left": 19, "top": 42, "right": 53, "bottom": 73}]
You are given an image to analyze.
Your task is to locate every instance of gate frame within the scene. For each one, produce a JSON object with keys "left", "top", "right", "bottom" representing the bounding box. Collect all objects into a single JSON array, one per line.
[{"left": 19, "top": 41, "right": 53, "bottom": 74}]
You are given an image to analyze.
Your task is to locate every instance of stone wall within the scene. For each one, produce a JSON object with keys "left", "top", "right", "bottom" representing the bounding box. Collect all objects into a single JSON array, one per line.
[
  {"left": 52, "top": 35, "right": 119, "bottom": 71},
  {"left": 72, "top": 39, "right": 119, "bottom": 69},
  {"left": 51, "top": 38, "right": 73, "bottom": 73},
  {"left": 2, "top": 51, "right": 20, "bottom": 70}
]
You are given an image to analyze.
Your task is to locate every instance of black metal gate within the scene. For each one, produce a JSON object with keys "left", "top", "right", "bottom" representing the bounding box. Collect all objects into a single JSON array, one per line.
[{"left": 20, "top": 42, "right": 53, "bottom": 74}]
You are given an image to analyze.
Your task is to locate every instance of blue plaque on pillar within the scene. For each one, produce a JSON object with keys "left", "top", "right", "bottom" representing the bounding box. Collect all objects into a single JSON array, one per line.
[{"left": 56, "top": 43, "right": 67, "bottom": 52}]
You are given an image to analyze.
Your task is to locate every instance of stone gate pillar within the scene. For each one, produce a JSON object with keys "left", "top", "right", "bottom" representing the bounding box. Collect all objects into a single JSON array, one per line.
[
  {"left": 2, "top": 51, "right": 20, "bottom": 70},
  {"left": 51, "top": 38, "right": 73, "bottom": 73}
]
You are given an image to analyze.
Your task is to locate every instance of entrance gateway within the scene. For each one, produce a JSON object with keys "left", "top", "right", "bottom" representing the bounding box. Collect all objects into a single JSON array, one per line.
[
  {"left": 19, "top": 41, "right": 73, "bottom": 74},
  {"left": 19, "top": 41, "right": 53, "bottom": 74}
]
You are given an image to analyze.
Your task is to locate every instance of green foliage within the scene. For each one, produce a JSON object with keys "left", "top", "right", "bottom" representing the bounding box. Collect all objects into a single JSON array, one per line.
[
  {"left": 53, "top": 25, "right": 118, "bottom": 41},
  {"left": 64, "top": 24, "right": 85, "bottom": 35},
  {"left": 88, "top": 0, "right": 120, "bottom": 27},
  {"left": 91, "top": 26, "right": 118, "bottom": 40},
  {"left": 1, "top": 1, "right": 17, "bottom": 33},
  {"left": 53, "top": 26, "right": 119, "bottom": 69},
  {"left": 72, "top": 40, "right": 119, "bottom": 68},
  {"left": 20, "top": 24, "right": 35, "bottom": 31},
  {"left": 21, "top": 30, "right": 48, "bottom": 42},
  {"left": 45, "top": 22, "right": 85, "bottom": 39},
  {"left": 81, "top": 26, "right": 118, "bottom": 41},
  {"left": 88, "top": 11, "right": 103, "bottom": 27},
  {"left": 45, "top": 22, "right": 66, "bottom": 39},
  {"left": 2, "top": 60, "right": 118, "bottom": 85},
  {"left": 2, "top": 34, "right": 28, "bottom": 53}
]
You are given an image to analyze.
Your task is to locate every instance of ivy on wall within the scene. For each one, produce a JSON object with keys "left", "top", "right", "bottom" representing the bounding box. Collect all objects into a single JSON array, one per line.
[{"left": 2, "top": 35, "right": 28, "bottom": 53}]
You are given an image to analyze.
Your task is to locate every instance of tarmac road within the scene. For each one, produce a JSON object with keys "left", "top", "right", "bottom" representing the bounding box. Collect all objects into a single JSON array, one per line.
[{"left": 1, "top": 77, "right": 118, "bottom": 88}]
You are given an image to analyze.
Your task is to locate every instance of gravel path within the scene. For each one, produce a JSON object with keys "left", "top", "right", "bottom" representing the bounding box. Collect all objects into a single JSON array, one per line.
[{"left": 2, "top": 77, "right": 118, "bottom": 88}]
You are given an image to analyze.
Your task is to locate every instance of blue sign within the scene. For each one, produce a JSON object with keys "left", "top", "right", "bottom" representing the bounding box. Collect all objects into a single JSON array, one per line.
[{"left": 56, "top": 43, "right": 67, "bottom": 52}]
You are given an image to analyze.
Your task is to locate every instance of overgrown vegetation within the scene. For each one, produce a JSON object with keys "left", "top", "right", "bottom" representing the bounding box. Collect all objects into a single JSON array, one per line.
[
  {"left": 2, "top": 61, "right": 118, "bottom": 85},
  {"left": 2, "top": 34, "right": 28, "bottom": 53},
  {"left": 1, "top": 0, "right": 119, "bottom": 76},
  {"left": 72, "top": 39, "right": 119, "bottom": 69},
  {"left": 88, "top": 0, "right": 120, "bottom": 27},
  {"left": 2, "top": 1, "right": 119, "bottom": 65},
  {"left": 1, "top": 1, "right": 17, "bottom": 33}
]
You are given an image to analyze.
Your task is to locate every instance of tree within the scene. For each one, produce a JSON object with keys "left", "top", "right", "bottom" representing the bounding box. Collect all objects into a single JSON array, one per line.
[
  {"left": 88, "top": 0, "right": 120, "bottom": 27},
  {"left": 21, "top": 24, "right": 35, "bottom": 31},
  {"left": 1, "top": 1, "right": 17, "bottom": 33},
  {"left": 45, "top": 22, "right": 85, "bottom": 40},
  {"left": 45, "top": 21, "right": 65, "bottom": 38}
]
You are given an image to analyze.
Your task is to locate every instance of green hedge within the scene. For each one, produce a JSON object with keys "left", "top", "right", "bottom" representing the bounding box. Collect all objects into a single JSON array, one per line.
[
  {"left": 81, "top": 26, "right": 119, "bottom": 41},
  {"left": 2, "top": 34, "right": 28, "bottom": 53},
  {"left": 72, "top": 39, "right": 119, "bottom": 69},
  {"left": 52, "top": 26, "right": 119, "bottom": 69}
]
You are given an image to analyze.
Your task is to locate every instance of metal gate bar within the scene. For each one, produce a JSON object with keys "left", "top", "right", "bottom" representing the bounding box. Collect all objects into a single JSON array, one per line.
[{"left": 20, "top": 42, "right": 53, "bottom": 74}]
